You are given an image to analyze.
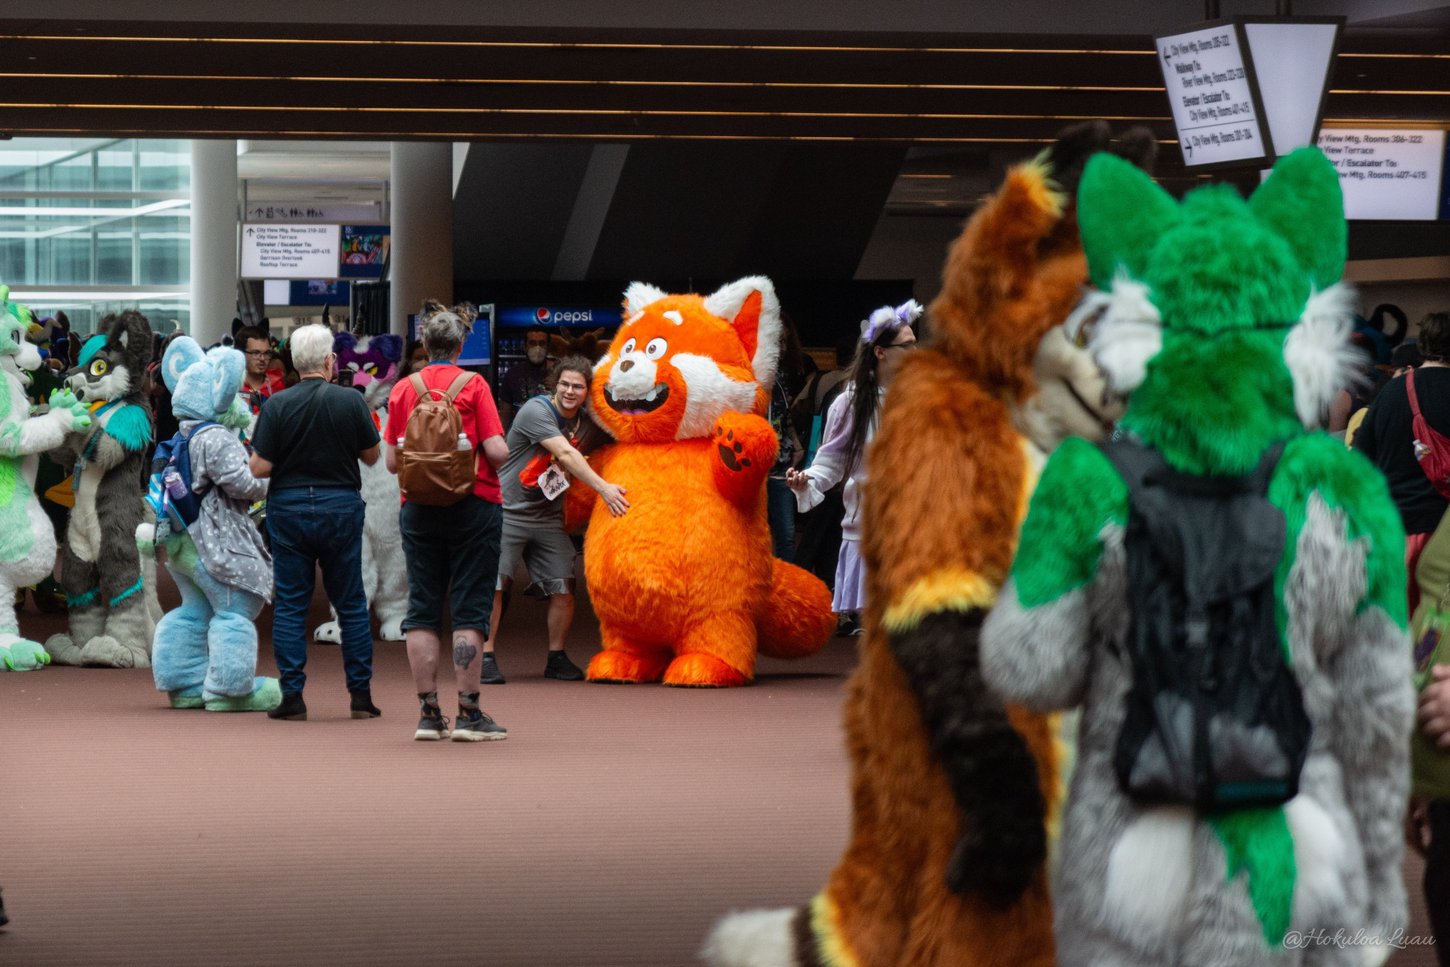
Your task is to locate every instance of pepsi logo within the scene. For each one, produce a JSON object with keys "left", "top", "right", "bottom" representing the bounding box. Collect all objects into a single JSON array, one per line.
[{"left": 535, "top": 307, "right": 551, "bottom": 323}]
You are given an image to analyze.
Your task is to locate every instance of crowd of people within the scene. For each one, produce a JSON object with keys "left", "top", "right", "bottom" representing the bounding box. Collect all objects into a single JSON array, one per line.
[
  {"left": 6, "top": 285, "right": 1448, "bottom": 955},
  {"left": 137, "top": 299, "right": 907, "bottom": 741},
  {"left": 1345, "top": 309, "right": 1450, "bottom": 955}
]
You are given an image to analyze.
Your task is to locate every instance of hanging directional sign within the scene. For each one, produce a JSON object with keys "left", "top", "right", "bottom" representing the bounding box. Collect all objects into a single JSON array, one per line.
[
  {"left": 1156, "top": 22, "right": 1271, "bottom": 170},
  {"left": 240, "top": 224, "right": 341, "bottom": 280}
]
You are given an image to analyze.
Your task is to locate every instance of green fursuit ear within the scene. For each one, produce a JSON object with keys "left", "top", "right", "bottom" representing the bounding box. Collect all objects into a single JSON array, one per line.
[
  {"left": 1249, "top": 147, "right": 1346, "bottom": 290},
  {"left": 1078, "top": 152, "right": 1181, "bottom": 290}
]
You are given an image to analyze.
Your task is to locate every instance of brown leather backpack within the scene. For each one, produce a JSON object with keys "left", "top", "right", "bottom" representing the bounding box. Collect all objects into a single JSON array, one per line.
[{"left": 398, "top": 371, "right": 477, "bottom": 506}]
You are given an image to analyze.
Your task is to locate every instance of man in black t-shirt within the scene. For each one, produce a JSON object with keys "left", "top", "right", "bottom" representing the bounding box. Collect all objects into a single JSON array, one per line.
[{"left": 249, "top": 324, "right": 382, "bottom": 722}]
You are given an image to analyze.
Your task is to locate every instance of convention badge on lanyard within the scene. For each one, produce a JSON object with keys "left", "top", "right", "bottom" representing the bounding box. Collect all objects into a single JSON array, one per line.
[{"left": 538, "top": 463, "right": 570, "bottom": 501}]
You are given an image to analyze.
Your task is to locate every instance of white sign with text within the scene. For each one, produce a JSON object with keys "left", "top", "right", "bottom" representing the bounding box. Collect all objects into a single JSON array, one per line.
[
  {"left": 1317, "top": 128, "right": 1446, "bottom": 221},
  {"left": 241, "top": 224, "right": 341, "bottom": 279},
  {"left": 1157, "top": 24, "right": 1267, "bottom": 167}
]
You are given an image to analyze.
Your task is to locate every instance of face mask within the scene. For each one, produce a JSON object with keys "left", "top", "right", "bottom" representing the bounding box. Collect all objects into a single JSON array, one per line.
[{"left": 526, "top": 345, "right": 547, "bottom": 365}]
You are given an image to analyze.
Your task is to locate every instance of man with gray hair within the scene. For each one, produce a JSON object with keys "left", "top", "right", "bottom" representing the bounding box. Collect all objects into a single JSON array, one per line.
[
  {"left": 250, "top": 323, "right": 382, "bottom": 722},
  {"left": 384, "top": 302, "right": 511, "bottom": 742}
]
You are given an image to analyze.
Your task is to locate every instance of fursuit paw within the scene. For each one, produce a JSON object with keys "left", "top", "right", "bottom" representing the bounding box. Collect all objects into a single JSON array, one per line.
[
  {"left": 710, "top": 413, "right": 776, "bottom": 473},
  {"left": 663, "top": 652, "right": 750, "bottom": 688},
  {"left": 377, "top": 617, "right": 406, "bottom": 642},
  {"left": 79, "top": 635, "right": 150, "bottom": 669},
  {"left": 43, "top": 632, "right": 84, "bottom": 666},
  {"left": 313, "top": 620, "right": 342, "bottom": 645},
  {"left": 945, "top": 806, "right": 1047, "bottom": 907},
  {"left": 1, "top": 639, "right": 51, "bottom": 672},
  {"left": 47, "top": 388, "right": 92, "bottom": 432},
  {"left": 168, "top": 688, "right": 205, "bottom": 709},
  {"left": 587, "top": 649, "right": 669, "bottom": 684},
  {"left": 709, "top": 412, "right": 776, "bottom": 504},
  {"left": 205, "top": 677, "right": 282, "bottom": 712}
]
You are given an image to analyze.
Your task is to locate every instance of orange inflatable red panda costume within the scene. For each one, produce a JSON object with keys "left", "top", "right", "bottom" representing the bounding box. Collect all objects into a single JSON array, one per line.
[
  {"left": 703, "top": 122, "right": 1154, "bottom": 966},
  {"left": 574, "top": 277, "right": 836, "bottom": 687}
]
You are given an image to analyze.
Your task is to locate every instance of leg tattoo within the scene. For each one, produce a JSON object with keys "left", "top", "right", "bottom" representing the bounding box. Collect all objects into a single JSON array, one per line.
[{"left": 453, "top": 636, "right": 478, "bottom": 670}]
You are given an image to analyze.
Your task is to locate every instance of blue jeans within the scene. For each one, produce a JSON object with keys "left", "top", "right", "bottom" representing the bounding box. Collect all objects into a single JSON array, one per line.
[
  {"left": 767, "top": 475, "right": 796, "bottom": 563},
  {"left": 267, "top": 487, "right": 371, "bottom": 696}
]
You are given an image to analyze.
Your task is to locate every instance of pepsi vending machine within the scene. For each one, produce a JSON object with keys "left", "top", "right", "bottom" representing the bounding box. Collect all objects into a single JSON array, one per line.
[
  {"left": 493, "top": 304, "right": 624, "bottom": 387},
  {"left": 408, "top": 303, "right": 493, "bottom": 370}
]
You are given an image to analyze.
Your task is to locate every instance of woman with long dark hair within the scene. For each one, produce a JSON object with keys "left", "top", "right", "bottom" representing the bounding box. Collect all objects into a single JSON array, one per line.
[{"left": 785, "top": 300, "right": 921, "bottom": 631}]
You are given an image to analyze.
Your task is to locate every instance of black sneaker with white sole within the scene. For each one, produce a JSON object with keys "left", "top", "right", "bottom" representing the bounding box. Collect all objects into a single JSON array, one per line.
[
  {"left": 452, "top": 708, "right": 508, "bottom": 742},
  {"left": 414, "top": 710, "right": 451, "bottom": 741}
]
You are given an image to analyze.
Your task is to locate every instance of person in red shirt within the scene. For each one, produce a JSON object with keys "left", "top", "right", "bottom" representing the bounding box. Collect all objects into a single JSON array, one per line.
[
  {"left": 384, "top": 303, "right": 510, "bottom": 742},
  {"left": 237, "top": 325, "right": 287, "bottom": 417}
]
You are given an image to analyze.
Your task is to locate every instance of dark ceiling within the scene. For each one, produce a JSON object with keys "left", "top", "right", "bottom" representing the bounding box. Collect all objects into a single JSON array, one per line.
[
  {"left": 1, "top": 16, "right": 1446, "bottom": 305},
  {"left": 0, "top": 18, "right": 1446, "bottom": 172}
]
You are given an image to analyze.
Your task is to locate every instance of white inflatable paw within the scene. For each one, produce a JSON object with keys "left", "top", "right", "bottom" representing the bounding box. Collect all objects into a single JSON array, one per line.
[{"left": 313, "top": 621, "right": 342, "bottom": 644}]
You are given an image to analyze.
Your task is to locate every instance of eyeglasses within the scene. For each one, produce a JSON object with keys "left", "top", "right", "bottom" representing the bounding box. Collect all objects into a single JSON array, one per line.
[{"left": 882, "top": 341, "right": 917, "bottom": 352}]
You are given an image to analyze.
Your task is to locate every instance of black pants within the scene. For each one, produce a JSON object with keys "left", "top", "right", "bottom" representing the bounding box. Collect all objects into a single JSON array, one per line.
[{"left": 1429, "top": 799, "right": 1450, "bottom": 966}]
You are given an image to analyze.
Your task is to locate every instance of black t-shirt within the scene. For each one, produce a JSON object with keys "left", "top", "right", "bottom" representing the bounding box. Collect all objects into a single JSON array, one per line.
[
  {"left": 1354, "top": 366, "right": 1450, "bottom": 534},
  {"left": 251, "top": 378, "right": 381, "bottom": 492}
]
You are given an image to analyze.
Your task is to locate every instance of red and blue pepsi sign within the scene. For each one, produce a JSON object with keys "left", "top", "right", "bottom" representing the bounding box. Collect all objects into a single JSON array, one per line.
[{"left": 496, "top": 305, "right": 623, "bottom": 329}]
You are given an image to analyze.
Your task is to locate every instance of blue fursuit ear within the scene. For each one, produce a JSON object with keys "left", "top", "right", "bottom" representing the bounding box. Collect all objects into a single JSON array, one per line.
[
  {"left": 163, "top": 336, "right": 244, "bottom": 420},
  {"left": 203, "top": 345, "right": 245, "bottom": 415},
  {"left": 161, "top": 336, "right": 205, "bottom": 393}
]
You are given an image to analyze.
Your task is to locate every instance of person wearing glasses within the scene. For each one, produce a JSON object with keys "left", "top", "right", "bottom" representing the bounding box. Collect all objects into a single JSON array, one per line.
[
  {"left": 236, "top": 325, "right": 286, "bottom": 417},
  {"left": 785, "top": 300, "right": 921, "bottom": 635}
]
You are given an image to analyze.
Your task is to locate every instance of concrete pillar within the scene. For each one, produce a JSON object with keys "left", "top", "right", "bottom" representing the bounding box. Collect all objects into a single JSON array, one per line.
[
  {"left": 188, "top": 139, "right": 239, "bottom": 344},
  {"left": 389, "top": 142, "right": 454, "bottom": 336}
]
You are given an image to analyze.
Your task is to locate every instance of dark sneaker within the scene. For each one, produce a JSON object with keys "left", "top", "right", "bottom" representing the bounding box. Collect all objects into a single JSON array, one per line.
[
  {"left": 544, "top": 650, "right": 585, "bottom": 681},
  {"left": 451, "top": 708, "right": 508, "bottom": 742},
  {"left": 0, "top": 886, "right": 8, "bottom": 927},
  {"left": 266, "top": 692, "right": 307, "bottom": 721},
  {"left": 349, "top": 689, "right": 381, "bottom": 719},
  {"left": 480, "top": 653, "right": 506, "bottom": 685},
  {"left": 414, "top": 710, "right": 451, "bottom": 741}
]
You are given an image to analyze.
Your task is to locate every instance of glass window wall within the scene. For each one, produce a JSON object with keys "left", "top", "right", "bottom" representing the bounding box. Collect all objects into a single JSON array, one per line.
[{"left": 0, "top": 138, "right": 191, "bottom": 335}]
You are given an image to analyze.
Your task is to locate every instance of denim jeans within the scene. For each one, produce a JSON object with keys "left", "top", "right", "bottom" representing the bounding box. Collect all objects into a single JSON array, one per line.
[
  {"left": 266, "top": 486, "right": 371, "bottom": 696},
  {"left": 766, "top": 475, "right": 796, "bottom": 563}
]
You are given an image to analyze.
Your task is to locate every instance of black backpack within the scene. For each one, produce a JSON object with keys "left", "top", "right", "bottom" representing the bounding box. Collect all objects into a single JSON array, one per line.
[{"left": 1102, "top": 438, "right": 1312, "bottom": 812}]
